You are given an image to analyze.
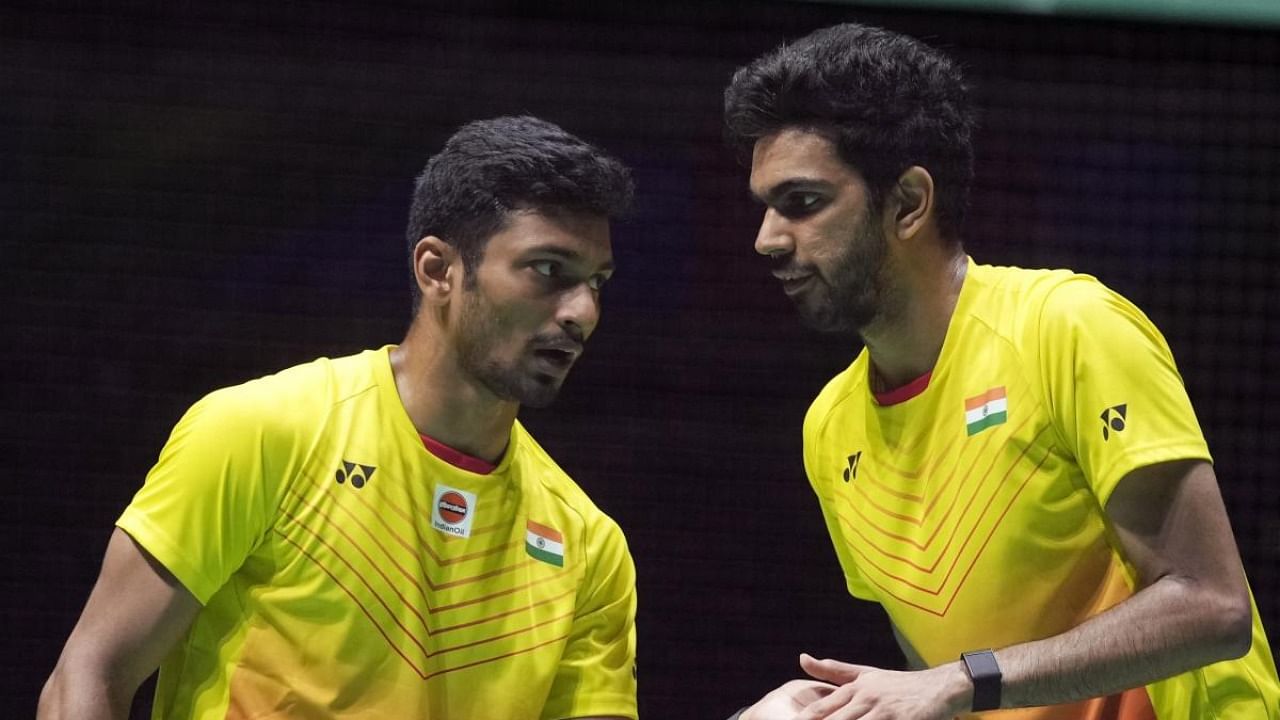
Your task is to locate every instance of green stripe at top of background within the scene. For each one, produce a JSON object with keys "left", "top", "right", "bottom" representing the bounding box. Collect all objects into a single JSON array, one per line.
[{"left": 810, "top": 0, "right": 1280, "bottom": 28}]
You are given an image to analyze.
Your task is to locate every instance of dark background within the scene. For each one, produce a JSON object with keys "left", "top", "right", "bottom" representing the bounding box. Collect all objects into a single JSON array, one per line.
[{"left": 4, "top": 1, "right": 1277, "bottom": 717}]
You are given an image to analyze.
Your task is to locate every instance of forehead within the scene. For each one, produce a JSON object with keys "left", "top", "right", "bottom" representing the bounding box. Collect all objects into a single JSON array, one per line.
[
  {"left": 483, "top": 210, "right": 613, "bottom": 266},
  {"left": 748, "top": 128, "right": 864, "bottom": 198}
]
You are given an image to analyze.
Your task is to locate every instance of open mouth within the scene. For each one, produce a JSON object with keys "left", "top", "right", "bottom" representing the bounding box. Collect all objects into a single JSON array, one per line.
[
  {"left": 779, "top": 274, "right": 813, "bottom": 295},
  {"left": 533, "top": 347, "right": 577, "bottom": 371}
]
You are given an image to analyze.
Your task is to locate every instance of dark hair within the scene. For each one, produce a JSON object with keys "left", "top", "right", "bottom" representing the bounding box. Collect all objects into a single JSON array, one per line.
[
  {"left": 406, "top": 115, "right": 633, "bottom": 301},
  {"left": 724, "top": 23, "right": 975, "bottom": 240}
]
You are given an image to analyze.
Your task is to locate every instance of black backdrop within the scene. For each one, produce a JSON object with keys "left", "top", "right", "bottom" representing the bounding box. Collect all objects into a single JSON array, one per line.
[{"left": 4, "top": 2, "right": 1277, "bottom": 717}]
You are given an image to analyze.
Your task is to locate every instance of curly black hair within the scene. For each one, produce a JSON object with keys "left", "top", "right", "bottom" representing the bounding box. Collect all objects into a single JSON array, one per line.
[
  {"left": 725, "top": 24, "right": 975, "bottom": 241},
  {"left": 406, "top": 116, "right": 633, "bottom": 300}
]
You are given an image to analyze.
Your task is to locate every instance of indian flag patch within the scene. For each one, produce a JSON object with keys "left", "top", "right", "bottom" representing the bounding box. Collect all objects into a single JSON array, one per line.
[
  {"left": 526, "top": 520, "right": 565, "bottom": 567},
  {"left": 965, "top": 386, "right": 1008, "bottom": 436}
]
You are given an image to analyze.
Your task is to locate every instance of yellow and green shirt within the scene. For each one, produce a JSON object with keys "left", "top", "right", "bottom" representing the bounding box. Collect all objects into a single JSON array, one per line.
[
  {"left": 803, "top": 260, "right": 1278, "bottom": 719},
  {"left": 118, "top": 347, "right": 637, "bottom": 719}
]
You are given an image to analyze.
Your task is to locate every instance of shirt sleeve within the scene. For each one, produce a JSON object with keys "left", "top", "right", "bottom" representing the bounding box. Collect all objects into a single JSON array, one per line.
[
  {"left": 540, "top": 513, "right": 638, "bottom": 720},
  {"left": 1035, "top": 276, "right": 1212, "bottom": 506},
  {"left": 803, "top": 392, "right": 877, "bottom": 602},
  {"left": 116, "top": 384, "right": 296, "bottom": 604}
]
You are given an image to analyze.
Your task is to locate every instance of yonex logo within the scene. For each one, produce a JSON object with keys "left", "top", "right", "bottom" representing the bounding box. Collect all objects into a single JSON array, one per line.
[
  {"left": 843, "top": 451, "right": 862, "bottom": 483},
  {"left": 1100, "top": 404, "right": 1128, "bottom": 441},
  {"left": 335, "top": 460, "right": 376, "bottom": 489}
]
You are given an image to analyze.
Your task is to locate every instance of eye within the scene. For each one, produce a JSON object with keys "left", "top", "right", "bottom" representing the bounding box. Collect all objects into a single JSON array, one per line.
[
  {"left": 531, "top": 260, "right": 562, "bottom": 278},
  {"left": 780, "top": 192, "right": 825, "bottom": 218},
  {"left": 587, "top": 273, "right": 611, "bottom": 291}
]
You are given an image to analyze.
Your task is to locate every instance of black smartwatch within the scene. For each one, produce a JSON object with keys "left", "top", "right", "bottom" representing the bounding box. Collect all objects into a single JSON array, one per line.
[{"left": 960, "top": 649, "right": 1002, "bottom": 711}]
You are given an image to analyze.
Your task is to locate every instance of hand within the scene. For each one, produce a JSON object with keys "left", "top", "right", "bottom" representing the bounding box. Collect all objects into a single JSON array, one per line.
[
  {"left": 740, "top": 679, "right": 837, "bottom": 720},
  {"left": 792, "top": 653, "right": 970, "bottom": 720}
]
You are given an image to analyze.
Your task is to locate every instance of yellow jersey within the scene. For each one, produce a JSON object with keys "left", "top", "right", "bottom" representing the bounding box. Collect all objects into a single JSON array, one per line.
[
  {"left": 118, "top": 347, "right": 637, "bottom": 719},
  {"left": 803, "top": 260, "right": 1278, "bottom": 719}
]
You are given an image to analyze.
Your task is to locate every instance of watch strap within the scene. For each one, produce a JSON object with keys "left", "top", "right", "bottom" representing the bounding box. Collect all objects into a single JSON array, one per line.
[{"left": 961, "top": 648, "right": 1002, "bottom": 711}]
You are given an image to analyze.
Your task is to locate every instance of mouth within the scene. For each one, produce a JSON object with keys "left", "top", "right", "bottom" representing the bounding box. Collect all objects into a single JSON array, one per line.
[
  {"left": 774, "top": 272, "right": 814, "bottom": 296},
  {"left": 531, "top": 345, "right": 581, "bottom": 375}
]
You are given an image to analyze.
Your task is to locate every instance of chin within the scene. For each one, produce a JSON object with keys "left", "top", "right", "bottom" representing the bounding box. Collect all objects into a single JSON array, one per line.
[
  {"left": 517, "top": 388, "right": 562, "bottom": 409},
  {"left": 513, "top": 375, "right": 566, "bottom": 408}
]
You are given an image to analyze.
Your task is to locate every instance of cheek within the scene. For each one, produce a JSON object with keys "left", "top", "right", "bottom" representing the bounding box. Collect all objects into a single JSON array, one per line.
[{"left": 804, "top": 227, "right": 849, "bottom": 268}]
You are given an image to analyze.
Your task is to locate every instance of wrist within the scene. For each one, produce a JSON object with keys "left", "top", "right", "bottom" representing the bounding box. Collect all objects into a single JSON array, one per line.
[
  {"left": 928, "top": 661, "right": 977, "bottom": 715},
  {"left": 959, "top": 648, "right": 1004, "bottom": 711}
]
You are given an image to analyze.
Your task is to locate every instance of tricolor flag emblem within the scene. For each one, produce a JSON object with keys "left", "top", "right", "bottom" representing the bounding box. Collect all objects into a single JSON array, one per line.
[
  {"left": 965, "top": 386, "right": 1008, "bottom": 436},
  {"left": 526, "top": 520, "right": 565, "bottom": 567}
]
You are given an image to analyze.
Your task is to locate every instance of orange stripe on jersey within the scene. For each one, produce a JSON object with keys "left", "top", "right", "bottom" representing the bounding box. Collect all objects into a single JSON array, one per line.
[
  {"left": 291, "top": 502, "right": 571, "bottom": 635},
  {"left": 284, "top": 525, "right": 577, "bottom": 669},
  {"left": 964, "top": 385, "right": 1006, "bottom": 411},
  {"left": 964, "top": 386, "right": 1006, "bottom": 410},
  {"left": 425, "top": 632, "right": 572, "bottom": 680},
  {"left": 527, "top": 520, "right": 563, "bottom": 543},
  {"left": 873, "top": 434, "right": 960, "bottom": 485},
  {"left": 432, "top": 574, "right": 564, "bottom": 612},
  {"left": 851, "top": 418, "right": 1012, "bottom": 527},
  {"left": 840, "top": 441, "right": 1051, "bottom": 615},
  {"left": 942, "top": 446, "right": 1051, "bottom": 615},
  {"left": 430, "top": 608, "right": 575, "bottom": 658},
  {"left": 432, "top": 588, "right": 578, "bottom": 634},
  {"left": 295, "top": 472, "right": 514, "bottom": 566},
  {"left": 278, "top": 530, "right": 431, "bottom": 677}
]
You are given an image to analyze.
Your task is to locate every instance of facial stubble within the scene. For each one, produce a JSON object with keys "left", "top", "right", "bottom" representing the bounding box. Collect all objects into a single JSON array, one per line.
[
  {"left": 455, "top": 286, "right": 564, "bottom": 409},
  {"left": 795, "top": 208, "right": 893, "bottom": 335}
]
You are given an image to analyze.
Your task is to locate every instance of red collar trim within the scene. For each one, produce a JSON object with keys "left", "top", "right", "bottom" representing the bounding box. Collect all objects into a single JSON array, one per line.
[
  {"left": 873, "top": 370, "right": 933, "bottom": 406},
  {"left": 420, "top": 434, "right": 497, "bottom": 475}
]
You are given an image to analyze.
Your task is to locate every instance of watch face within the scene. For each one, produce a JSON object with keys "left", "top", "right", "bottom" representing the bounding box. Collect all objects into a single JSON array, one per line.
[
  {"left": 963, "top": 649, "right": 1001, "bottom": 678},
  {"left": 962, "top": 650, "right": 1002, "bottom": 711}
]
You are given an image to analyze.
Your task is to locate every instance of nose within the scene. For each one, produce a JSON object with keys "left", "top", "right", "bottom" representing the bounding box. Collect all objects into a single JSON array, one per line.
[
  {"left": 556, "top": 282, "right": 600, "bottom": 343},
  {"left": 754, "top": 207, "right": 794, "bottom": 258}
]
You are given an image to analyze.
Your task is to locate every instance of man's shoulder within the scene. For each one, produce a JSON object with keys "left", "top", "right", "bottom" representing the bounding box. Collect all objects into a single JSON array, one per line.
[
  {"left": 510, "top": 423, "right": 624, "bottom": 539},
  {"left": 804, "top": 353, "right": 868, "bottom": 442},
  {"left": 968, "top": 262, "right": 1088, "bottom": 309},
  {"left": 966, "top": 261, "right": 1127, "bottom": 338},
  {"left": 192, "top": 348, "right": 382, "bottom": 434}
]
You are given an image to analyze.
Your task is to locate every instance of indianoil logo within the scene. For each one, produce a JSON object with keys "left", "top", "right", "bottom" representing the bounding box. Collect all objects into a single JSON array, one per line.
[
  {"left": 431, "top": 485, "right": 477, "bottom": 538},
  {"left": 437, "top": 491, "right": 468, "bottom": 524}
]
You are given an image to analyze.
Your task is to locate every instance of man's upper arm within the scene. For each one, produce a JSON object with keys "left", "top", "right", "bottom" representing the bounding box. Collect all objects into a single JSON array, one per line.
[
  {"left": 41, "top": 528, "right": 201, "bottom": 716},
  {"left": 1033, "top": 277, "right": 1212, "bottom": 505},
  {"left": 542, "top": 515, "right": 638, "bottom": 720},
  {"left": 1105, "top": 460, "right": 1249, "bottom": 619}
]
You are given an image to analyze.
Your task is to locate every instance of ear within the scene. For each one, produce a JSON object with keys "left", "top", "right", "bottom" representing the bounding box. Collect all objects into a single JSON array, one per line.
[
  {"left": 888, "top": 166, "right": 935, "bottom": 242},
  {"left": 411, "top": 236, "right": 458, "bottom": 305}
]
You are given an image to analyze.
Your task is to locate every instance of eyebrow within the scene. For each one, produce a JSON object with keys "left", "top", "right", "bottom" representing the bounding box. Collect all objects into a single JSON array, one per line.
[
  {"left": 751, "top": 177, "right": 831, "bottom": 204},
  {"left": 526, "top": 245, "right": 616, "bottom": 273}
]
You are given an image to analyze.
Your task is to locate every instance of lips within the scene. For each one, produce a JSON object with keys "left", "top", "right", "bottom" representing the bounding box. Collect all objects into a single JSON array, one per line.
[
  {"left": 531, "top": 343, "right": 582, "bottom": 375},
  {"left": 776, "top": 273, "right": 814, "bottom": 295}
]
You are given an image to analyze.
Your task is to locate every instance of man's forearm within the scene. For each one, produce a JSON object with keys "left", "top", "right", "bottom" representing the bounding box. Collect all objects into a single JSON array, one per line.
[{"left": 990, "top": 573, "right": 1251, "bottom": 709}]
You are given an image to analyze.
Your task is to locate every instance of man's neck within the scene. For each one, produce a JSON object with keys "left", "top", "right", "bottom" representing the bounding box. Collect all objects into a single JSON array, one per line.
[
  {"left": 389, "top": 323, "right": 518, "bottom": 464},
  {"left": 862, "top": 250, "right": 968, "bottom": 390}
]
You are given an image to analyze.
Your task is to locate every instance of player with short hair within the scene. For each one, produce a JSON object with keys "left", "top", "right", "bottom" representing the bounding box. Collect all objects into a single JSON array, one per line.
[
  {"left": 39, "top": 115, "right": 639, "bottom": 720},
  {"left": 724, "top": 23, "right": 1278, "bottom": 719}
]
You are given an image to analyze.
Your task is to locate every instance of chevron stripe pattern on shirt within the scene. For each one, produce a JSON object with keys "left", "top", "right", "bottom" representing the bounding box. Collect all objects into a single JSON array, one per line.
[
  {"left": 801, "top": 261, "right": 1279, "bottom": 718},
  {"left": 119, "top": 348, "right": 637, "bottom": 719}
]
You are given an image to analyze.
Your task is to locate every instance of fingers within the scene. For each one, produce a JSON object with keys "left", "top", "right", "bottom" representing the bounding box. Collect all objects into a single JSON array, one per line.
[
  {"left": 800, "top": 652, "right": 868, "bottom": 684},
  {"left": 793, "top": 685, "right": 867, "bottom": 720}
]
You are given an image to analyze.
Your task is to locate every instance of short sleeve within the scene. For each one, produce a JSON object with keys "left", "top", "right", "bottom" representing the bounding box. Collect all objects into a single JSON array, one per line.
[
  {"left": 540, "top": 514, "right": 638, "bottom": 720},
  {"left": 803, "top": 394, "right": 877, "bottom": 602},
  {"left": 116, "top": 385, "right": 296, "bottom": 604},
  {"left": 1036, "top": 277, "right": 1211, "bottom": 505}
]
